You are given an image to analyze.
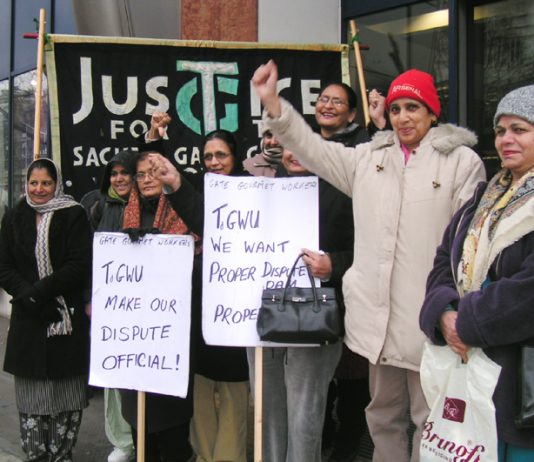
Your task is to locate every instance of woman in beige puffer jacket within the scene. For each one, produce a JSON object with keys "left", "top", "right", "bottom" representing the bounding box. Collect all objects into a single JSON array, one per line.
[{"left": 252, "top": 61, "right": 486, "bottom": 462}]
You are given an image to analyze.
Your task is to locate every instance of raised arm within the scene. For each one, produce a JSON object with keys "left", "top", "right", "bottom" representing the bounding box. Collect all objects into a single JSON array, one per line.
[
  {"left": 251, "top": 60, "right": 282, "bottom": 118},
  {"left": 368, "top": 89, "right": 387, "bottom": 131},
  {"left": 252, "top": 61, "right": 362, "bottom": 197},
  {"left": 148, "top": 153, "right": 204, "bottom": 234},
  {"left": 146, "top": 111, "right": 172, "bottom": 141}
]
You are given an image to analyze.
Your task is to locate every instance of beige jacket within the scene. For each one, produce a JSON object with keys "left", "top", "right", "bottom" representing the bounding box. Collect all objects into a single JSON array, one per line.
[{"left": 265, "top": 99, "right": 486, "bottom": 371}]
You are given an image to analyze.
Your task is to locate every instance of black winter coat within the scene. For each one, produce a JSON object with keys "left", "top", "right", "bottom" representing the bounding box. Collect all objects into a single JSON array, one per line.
[
  {"left": 0, "top": 200, "right": 92, "bottom": 379},
  {"left": 81, "top": 190, "right": 126, "bottom": 233},
  {"left": 120, "top": 186, "right": 203, "bottom": 432},
  {"left": 170, "top": 175, "right": 249, "bottom": 382},
  {"left": 80, "top": 149, "right": 135, "bottom": 233}
]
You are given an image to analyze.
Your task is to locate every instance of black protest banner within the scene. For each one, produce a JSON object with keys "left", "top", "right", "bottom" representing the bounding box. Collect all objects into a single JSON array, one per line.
[{"left": 45, "top": 35, "right": 348, "bottom": 200}]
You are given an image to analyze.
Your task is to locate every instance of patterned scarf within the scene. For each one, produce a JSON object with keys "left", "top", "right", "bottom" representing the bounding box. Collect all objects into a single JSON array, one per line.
[
  {"left": 458, "top": 168, "right": 534, "bottom": 293},
  {"left": 122, "top": 186, "right": 201, "bottom": 251},
  {"left": 261, "top": 141, "right": 283, "bottom": 165},
  {"left": 25, "top": 159, "right": 79, "bottom": 337}
]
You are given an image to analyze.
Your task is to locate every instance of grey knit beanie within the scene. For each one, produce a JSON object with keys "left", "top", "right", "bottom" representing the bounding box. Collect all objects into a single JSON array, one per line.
[{"left": 493, "top": 85, "right": 534, "bottom": 127}]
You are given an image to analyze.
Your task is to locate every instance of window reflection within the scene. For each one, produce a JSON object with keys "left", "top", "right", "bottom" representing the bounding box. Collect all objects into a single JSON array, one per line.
[
  {"left": 469, "top": 0, "right": 534, "bottom": 177},
  {"left": 0, "top": 79, "right": 8, "bottom": 219},
  {"left": 13, "top": 70, "right": 49, "bottom": 201},
  {"left": 348, "top": 1, "right": 449, "bottom": 124}
]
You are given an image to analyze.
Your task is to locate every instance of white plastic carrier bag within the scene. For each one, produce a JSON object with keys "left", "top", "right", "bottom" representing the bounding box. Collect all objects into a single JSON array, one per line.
[{"left": 419, "top": 343, "right": 501, "bottom": 462}]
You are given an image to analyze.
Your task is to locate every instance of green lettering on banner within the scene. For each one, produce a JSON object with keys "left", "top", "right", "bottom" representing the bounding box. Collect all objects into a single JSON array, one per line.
[
  {"left": 176, "top": 78, "right": 201, "bottom": 134},
  {"left": 176, "top": 60, "right": 239, "bottom": 134},
  {"left": 217, "top": 76, "right": 239, "bottom": 131}
]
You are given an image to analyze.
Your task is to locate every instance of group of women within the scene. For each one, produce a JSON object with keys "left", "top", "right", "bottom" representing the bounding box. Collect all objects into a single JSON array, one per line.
[
  {"left": 252, "top": 60, "right": 534, "bottom": 462},
  {"left": 1, "top": 60, "right": 533, "bottom": 462}
]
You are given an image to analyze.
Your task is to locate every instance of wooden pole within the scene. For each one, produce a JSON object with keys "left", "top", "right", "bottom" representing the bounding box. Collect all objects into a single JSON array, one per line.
[
  {"left": 33, "top": 8, "right": 46, "bottom": 160},
  {"left": 137, "top": 391, "right": 146, "bottom": 462},
  {"left": 254, "top": 347, "right": 263, "bottom": 462},
  {"left": 349, "top": 20, "right": 370, "bottom": 126}
]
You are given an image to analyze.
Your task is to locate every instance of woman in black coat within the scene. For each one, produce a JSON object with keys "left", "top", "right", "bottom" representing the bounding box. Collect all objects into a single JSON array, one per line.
[
  {"left": 140, "top": 118, "right": 249, "bottom": 462},
  {"left": 81, "top": 149, "right": 136, "bottom": 233},
  {"left": 191, "top": 130, "right": 249, "bottom": 462},
  {"left": 314, "top": 81, "right": 370, "bottom": 147},
  {"left": 81, "top": 149, "right": 137, "bottom": 462},
  {"left": 0, "top": 158, "right": 92, "bottom": 461},
  {"left": 119, "top": 150, "right": 203, "bottom": 462},
  {"left": 150, "top": 129, "right": 250, "bottom": 462}
]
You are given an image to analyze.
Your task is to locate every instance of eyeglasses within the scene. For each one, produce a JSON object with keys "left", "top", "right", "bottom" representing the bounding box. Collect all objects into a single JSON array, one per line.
[
  {"left": 133, "top": 171, "right": 154, "bottom": 182},
  {"left": 316, "top": 96, "right": 348, "bottom": 108},
  {"left": 203, "top": 152, "right": 230, "bottom": 162}
]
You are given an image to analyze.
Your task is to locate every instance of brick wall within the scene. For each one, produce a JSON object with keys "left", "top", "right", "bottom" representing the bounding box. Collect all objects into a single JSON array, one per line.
[{"left": 181, "top": 0, "right": 258, "bottom": 41}]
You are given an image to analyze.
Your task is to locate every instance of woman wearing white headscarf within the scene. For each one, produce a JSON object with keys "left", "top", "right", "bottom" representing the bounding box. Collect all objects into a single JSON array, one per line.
[{"left": 0, "top": 158, "right": 92, "bottom": 462}]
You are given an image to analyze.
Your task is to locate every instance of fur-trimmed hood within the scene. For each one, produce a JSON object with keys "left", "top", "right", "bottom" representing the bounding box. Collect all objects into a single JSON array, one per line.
[{"left": 370, "top": 123, "right": 478, "bottom": 154}]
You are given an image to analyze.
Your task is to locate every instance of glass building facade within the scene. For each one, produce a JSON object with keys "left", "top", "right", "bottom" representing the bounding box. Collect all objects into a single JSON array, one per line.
[
  {"left": 342, "top": 0, "right": 534, "bottom": 177},
  {"left": 0, "top": 0, "right": 76, "bottom": 220}
]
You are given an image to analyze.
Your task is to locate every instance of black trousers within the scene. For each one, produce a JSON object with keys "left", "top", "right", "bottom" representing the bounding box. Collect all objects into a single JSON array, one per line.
[{"left": 131, "top": 422, "right": 192, "bottom": 462}]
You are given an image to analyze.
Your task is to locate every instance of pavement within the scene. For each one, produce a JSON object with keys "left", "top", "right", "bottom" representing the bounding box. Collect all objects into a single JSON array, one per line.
[
  {"left": 0, "top": 314, "right": 371, "bottom": 462},
  {"left": 0, "top": 315, "right": 110, "bottom": 462}
]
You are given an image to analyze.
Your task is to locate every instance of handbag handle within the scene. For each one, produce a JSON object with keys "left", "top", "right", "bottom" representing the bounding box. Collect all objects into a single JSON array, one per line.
[{"left": 279, "top": 253, "right": 322, "bottom": 312}]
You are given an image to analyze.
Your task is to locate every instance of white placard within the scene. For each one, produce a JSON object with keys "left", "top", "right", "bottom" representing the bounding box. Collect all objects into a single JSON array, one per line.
[
  {"left": 203, "top": 173, "right": 319, "bottom": 346},
  {"left": 89, "top": 232, "right": 194, "bottom": 397}
]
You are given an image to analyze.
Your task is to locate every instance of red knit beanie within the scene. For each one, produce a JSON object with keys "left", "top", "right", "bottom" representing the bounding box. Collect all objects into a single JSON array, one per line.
[{"left": 385, "top": 69, "right": 441, "bottom": 117}]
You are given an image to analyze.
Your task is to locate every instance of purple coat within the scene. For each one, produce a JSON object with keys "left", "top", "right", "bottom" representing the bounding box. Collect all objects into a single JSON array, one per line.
[{"left": 420, "top": 181, "right": 534, "bottom": 448}]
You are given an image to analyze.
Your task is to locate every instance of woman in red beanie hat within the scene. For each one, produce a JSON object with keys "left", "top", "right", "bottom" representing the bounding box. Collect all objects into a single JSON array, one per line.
[
  {"left": 385, "top": 69, "right": 442, "bottom": 152},
  {"left": 251, "top": 61, "right": 486, "bottom": 462}
]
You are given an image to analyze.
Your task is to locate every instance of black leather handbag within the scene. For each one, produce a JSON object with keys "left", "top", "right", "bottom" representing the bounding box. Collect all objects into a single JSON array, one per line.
[
  {"left": 515, "top": 343, "right": 534, "bottom": 428},
  {"left": 256, "top": 253, "right": 341, "bottom": 344}
]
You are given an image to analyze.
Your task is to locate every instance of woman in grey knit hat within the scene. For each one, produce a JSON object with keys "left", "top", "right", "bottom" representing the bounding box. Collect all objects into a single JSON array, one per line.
[{"left": 421, "top": 85, "right": 534, "bottom": 461}]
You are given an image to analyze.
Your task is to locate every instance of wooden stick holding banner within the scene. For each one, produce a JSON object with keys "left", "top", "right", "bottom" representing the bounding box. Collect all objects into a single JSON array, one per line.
[
  {"left": 350, "top": 19, "right": 370, "bottom": 126},
  {"left": 33, "top": 8, "right": 46, "bottom": 160},
  {"left": 254, "top": 347, "right": 263, "bottom": 462},
  {"left": 201, "top": 175, "right": 320, "bottom": 462},
  {"left": 89, "top": 233, "right": 194, "bottom": 462},
  {"left": 137, "top": 391, "right": 146, "bottom": 462}
]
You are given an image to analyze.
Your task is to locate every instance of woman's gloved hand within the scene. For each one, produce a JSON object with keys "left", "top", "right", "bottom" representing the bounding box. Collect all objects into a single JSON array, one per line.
[
  {"left": 39, "top": 301, "right": 64, "bottom": 324},
  {"left": 11, "top": 286, "right": 43, "bottom": 311},
  {"left": 122, "top": 227, "right": 161, "bottom": 242},
  {"left": 11, "top": 287, "right": 63, "bottom": 324}
]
